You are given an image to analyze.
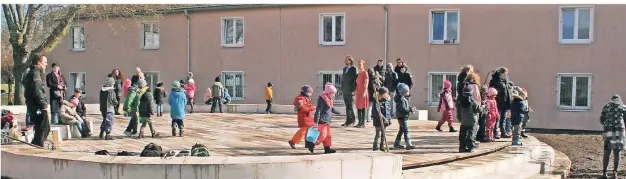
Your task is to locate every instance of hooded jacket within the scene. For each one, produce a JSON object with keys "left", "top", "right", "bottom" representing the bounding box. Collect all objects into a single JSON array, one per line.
[
  {"left": 294, "top": 94, "right": 315, "bottom": 127},
  {"left": 99, "top": 78, "right": 118, "bottom": 113},
  {"left": 510, "top": 95, "right": 528, "bottom": 125},
  {"left": 489, "top": 70, "right": 513, "bottom": 110},
  {"left": 138, "top": 87, "right": 156, "bottom": 117},
  {"left": 600, "top": 95, "right": 626, "bottom": 131},
  {"left": 458, "top": 88, "right": 481, "bottom": 126},
  {"left": 168, "top": 87, "right": 187, "bottom": 120},
  {"left": 59, "top": 100, "right": 79, "bottom": 125}
]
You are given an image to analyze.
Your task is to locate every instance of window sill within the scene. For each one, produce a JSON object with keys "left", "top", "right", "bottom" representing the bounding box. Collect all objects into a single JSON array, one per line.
[
  {"left": 320, "top": 42, "right": 345, "bottom": 46},
  {"left": 222, "top": 44, "right": 244, "bottom": 48},
  {"left": 557, "top": 107, "right": 591, "bottom": 112},
  {"left": 558, "top": 39, "right": 592, "bottom": 45},
  {"left": 430, "top": 40, "right": 459, "bottom": 45},
  {"left": 70, "top": 49, "right": 86, "bottom": 52},
  {"left": 142, "top": 47, "right": 160, "bottom": 50}
]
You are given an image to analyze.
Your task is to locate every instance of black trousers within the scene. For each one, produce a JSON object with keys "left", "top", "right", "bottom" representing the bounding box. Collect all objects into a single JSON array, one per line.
[
  {"left": 476, "top": 113, "right": 486, "bottom": 141},
  {"left": 459, "top": 125, "right": 477, "bottom": 152},
  {"left": 343, "top": 94, "right": 356, "bottom": 125},
  {"left": 171, "top": 119, "right": 184, "bottom": 130},
  {"left": 265, "top": 99, "right": 272, "bottom": 112},
  {"left": 31, "top": 110, "right": 50, "bottom": 147}
]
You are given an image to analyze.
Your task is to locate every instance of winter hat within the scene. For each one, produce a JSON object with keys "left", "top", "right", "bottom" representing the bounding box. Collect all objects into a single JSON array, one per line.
[
  {"left": 69, "top": 98, "right": 79, "bottom": 107},
  {"left": 443, "top": 80, "right": 452, "bottom": 89},
  {"left": 172, "top": 80, "right": 181, "bottom": 89},
  {"left": 377, "top": 87, "right": 389, "bottom": 94},
  {"left": 487, "top": 87, "right": 498, "bottom": 96},
  {"left": 611, "top": 94, "right": 622, "bottom": 103},
  {"left": 105, "top": 77, "right": 115, "bottom": 86},
  {"left": 138, "top": 79, "right": 148, "bottom": 88},
  {"left": 188, "top": 79, "right": 195, "bottom": 84},
  {"left": 301, "top": 85, "right": 312, "bottom": 94},
  {"left": 322, "top": 82, "right": 337, "bottom": 95},
  {"left": 397, "top": 83, "right": 409, "bottom": 94}
]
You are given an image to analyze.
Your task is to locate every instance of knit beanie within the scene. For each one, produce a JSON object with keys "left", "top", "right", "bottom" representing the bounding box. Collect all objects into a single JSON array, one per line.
[
  {"left": 138, "top": 79, "right": 147, "bottom": 88},
  {"left": 397, "top": 83, "right": 409, "bottom": 94},
  {"left": 323, "top": 82, "right": 337, "bottom": 95},
  {"left": 301, "top": 85, "right": 312, "bottom": 94},
  {"left": 172, "top": 80, "right": 181, "bottom": 89},
  {"left": 105, "top": 77, "right": 115, "bottom": 87},
  {"left": 443, "top": 80, "right": 452, "bottom": 89}
]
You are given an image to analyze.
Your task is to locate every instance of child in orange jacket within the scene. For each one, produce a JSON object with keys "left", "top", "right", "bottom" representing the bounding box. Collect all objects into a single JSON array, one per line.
[
  {"left": 287, "top": 85, "right": 315, "bottom": 149},
  {"left": 265, "top": 82, "right": 273, "bottom": 114}
]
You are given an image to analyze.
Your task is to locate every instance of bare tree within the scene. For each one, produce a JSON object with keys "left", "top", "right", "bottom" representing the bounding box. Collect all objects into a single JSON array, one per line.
[{"left": 2, "top": 4, "right": 172, "bottom": 105}]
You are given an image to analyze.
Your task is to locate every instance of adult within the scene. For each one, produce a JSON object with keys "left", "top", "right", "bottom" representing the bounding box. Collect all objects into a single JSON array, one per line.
[
  {"left": 46, "top": 63, "right": 66, "bottom": 124},
  {"left": 396, "top": 66, "right": 413, "bottom": 91},
  {"left": 456, "top": 65, "right": 474, "bottom": 128},
  {"left": 130, "top": 67, "right": 144, "bottom": 87},
  {"left": 599, "top": 94, "right": 626, "bottom": 179},
  {"left": 23, "top": 53, "right": 49, "bottom": 147},
  {"left": 384, "top": 63, "right": 398, "bottom": 115},
  {"left": 59, "top": 100, "right": 91, "bottom": 138},
  {"left": 23, "top": 67, "right": 33, "bottom": 127},
  {"left": 394, "top": 58, "right": 410, "bottom": 74},
  {"left": 354, "top": 60, "right": 369, "bottom": 128},
  {"left": 341, "top": 56, "right": 358, "bottom": 127},
  {"left": 110, "top": 69, "right": 126, "bottom": 115},
  {"left": 489, "top": 67, "right": 513, "bottom": 138},
  {"left": 373, "top": 59, "right": 385, "bottom": 78},
  {"left": 99, "top": 77, "right": 117, "bottom": 140}
]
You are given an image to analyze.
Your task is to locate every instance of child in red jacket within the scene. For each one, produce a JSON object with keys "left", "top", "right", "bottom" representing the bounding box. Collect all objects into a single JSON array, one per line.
[
  {"left": 288, "top": 85, "right": 316, "bottom": 149},
  {"left": 485, "top": 87, "right": 500, "bottom": 142}
]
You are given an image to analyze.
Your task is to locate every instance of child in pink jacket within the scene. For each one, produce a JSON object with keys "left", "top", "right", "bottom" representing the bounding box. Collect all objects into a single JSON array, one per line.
[
  {"left": 182, "top": 79, "right": 197, "bottom": 113},
  {"left": 436, "top": 80, "right": 457, "bottom": 132},
  {"left": 485, "top": 87, "right": 500, "bottom": 142}
]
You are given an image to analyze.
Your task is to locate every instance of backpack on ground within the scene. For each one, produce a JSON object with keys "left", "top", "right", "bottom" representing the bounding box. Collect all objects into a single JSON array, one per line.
[
  {"left": 211, "top": 84, "right": 224, "bottom": 98},
  {"left": 95, "top": 150, "right": 110, "bottom": 156},
  {"left": 140, "top": 143, "right": 164, "bottom": 157},
  {"left": 190, "top": 143, "right": 211, "bottom": 157},
  {"left": 116, "top": 151, "right": 139, "bottom": 156}
]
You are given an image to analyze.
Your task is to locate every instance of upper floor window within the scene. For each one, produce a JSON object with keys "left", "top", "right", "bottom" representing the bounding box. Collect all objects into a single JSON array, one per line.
[
  {"left": 69, "top": 26, "right": 85, "bottom": 51},
  {"left": 222, "top": 17, "right": 244, "bottom": 47},
  {"left": 430, "top": 10, "right": 459, "bottom": 44},
  {"left": 319, "top": 13, "right": 345, "bottom": 46},
  {"left": 557, "top": 73, "right": 592, "bottom": 111},
  {"left": 141, "top": 22, "right": 160, "bottom": 49},
  {"left": 559, "top": 6, "right": 593, "bottom": 44}
]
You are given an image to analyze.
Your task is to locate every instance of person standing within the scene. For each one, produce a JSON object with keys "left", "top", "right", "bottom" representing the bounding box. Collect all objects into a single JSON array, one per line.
[
  {"left": 182, "top": 79, "right": 197, "bottom": 113},
  {"left": 371, "top": 87, "right": 392, "bottom": 152},
  {"left": 384, "top": 63, "right": 398, "bottom": 115},
  {"left": 436, "top": 80, "right": 457, "bottom": 132},
  {"left": 153, "top": 82, "right": 166, "bottom": 117},
  {"left": 130, "top": 67, "right": 143, "bottom": 86},
  {"left": 394, "top": 83, "right": 417, "bottom": 150},
  {"left": 46, "top": 63, "right": 66, "bottom": 124},
  {"left": 211, "top": 77, "right": 225, "bottom": 113},
  {"left": 367, "top": 69, "right": 383, "bottom": 123},
  {"left": 23, "top": 53, "right": 49, "bottom": 147},
  {"left": 456, "top": 65, "right": 474, "bottom": 121},
  {"left": 265, "top": 82, "right": 274, "bottom": 114},
  {"left": 489, "top": 67, "right": 513, "bottom": 138},
  {"left": 396, "top": 66, "right": 413, "bottom": 93},
  {"left": 168, "top": 81, "right": 187, "bottom": 137},
  {"left": 123, "top": 79, "right": 146, "bottom": 137},
  {"left": 110, "top": 69, "right": 125, "bottom": 115},
  {"left": 354, "top": 60, "right": 369, "bottom": 128},
  {"left": 99, "top": 77, "right": 117, "bottom": 140},
  {"left": 373, "top": 59, "right": 386, "bottom": 78},
  {"left": 599, "top": 94, "right": 626, "bottom": 179},
  {"left": 394, "top": 58, "right": 411, "bottom": 74},
  {"left": 341, "top": 56, "right": 358, "bottom": 127},
  {"left": 457, "top": 87, "right": 481, "bottom": 153}
]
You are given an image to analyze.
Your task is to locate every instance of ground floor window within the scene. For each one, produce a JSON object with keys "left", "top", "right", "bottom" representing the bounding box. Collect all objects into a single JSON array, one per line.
[
  {"left": 144, "top": 71, "right": 160, "bottom": 91},
  {"left": 428, "top": 72, "right": 458, "bottom": 106},
  {"left": 557, "top": 73, "right": 592, "bottom": 111},
  {"left": 69, "top": 72, "right": 86, "bottom": 96},
  {"left": 318, "top": 71, "right": 343, "bottom": 106},
  {"left": 221, "top": 71, "right": 245, "bottom": 101}
]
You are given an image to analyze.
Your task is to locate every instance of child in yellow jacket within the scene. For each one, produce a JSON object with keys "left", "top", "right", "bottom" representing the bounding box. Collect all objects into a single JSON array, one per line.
[{"left": 265, "top": 82, "right": 273, "bottom": 114}]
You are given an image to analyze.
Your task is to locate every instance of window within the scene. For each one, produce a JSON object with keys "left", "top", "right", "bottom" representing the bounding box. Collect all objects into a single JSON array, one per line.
[
  {"left": 68, "top": 26, "right": 85, "bottom": 51},
  {"left": 221, "top": 17, "right": 244, "bottom": 47},
  {"left": 557, "top": 73, "right": 592, "bottom": 111},
  {"left": 143, "top": 72, "right": 160, "bottom": 90},
  {"left": 69, "top": 72, "right": 86, "bottom": 95},
  {"left": 141, "top": 22, "right": 160, "bottom": 49},
  {"left": 318, "top": 71, "right": 344, "bottom": 106},
  {"left": 221, "top": 71, "right": 245, "bottom": 101},
  {"left": 319, "top": 13, "right": 345, "bottom": 46},
  {"left": 559, "top": 6, "right": 593, "bottom": 44},
  {"left": 429, "top": 10, "right": 459, "bottom": 44},
  {"left": 428, "top": 72, "right": 458, "bottom": 106}
]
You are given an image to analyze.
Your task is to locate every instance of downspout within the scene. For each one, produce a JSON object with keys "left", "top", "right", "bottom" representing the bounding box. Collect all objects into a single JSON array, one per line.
[
  {"left": 184, "top": 10, "right": 191, "bottom": 73},
  {"left": 383, "top": 4, "right": 389, "bottom": 65}
]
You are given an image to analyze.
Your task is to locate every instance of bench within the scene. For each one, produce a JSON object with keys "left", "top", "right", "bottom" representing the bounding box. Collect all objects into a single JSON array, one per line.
[{"left": 50, "top": 120, "right": 94, "bottom": 140}]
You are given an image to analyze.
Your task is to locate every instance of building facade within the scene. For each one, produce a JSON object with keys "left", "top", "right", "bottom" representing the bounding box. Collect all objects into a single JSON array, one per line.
[{"left": 47, "top": 4, "right": 626, "bottom": 131}]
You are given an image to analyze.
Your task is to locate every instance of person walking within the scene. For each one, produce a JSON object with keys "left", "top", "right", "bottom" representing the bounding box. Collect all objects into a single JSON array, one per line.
[
  {"left": 182, "top": 79, "right": 197, "bottom": 113},
  {"left": 110, "top": 69, "right": 125, "bottom": 115},
  {"left": 138, "top": 79, "right": 160, "bottom": 138},
  {"left": 99, "top": 77, "right": 117, "bottom": 140},
  {"left": 46, "top": 63, "right": 66, "bottom": 124},
  {"left": 153, "top": 82, "right": 166, "bottom": 117},
  {"left": 288, "top": 85, "right": 315, "bottom": 149},
  {"left": 307, "top": 82, "right": 340, "bottom": 154},
  {"left": 23, "top": 53, "right": 50, "bottom": 147},
  {"left": 599, "top": 94, "right": 626, "bottom": 179},
  {"left": 341, "top": 56, "right": 358, "bottom": 127},
  {"left": 265, "top": 82, "right": 274, "bottom": 114}
]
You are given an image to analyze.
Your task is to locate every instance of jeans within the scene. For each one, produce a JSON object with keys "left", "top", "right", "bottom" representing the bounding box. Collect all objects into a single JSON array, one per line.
[
  {"left": 394, "top": 118, "right": 412, "bottom": 146},
  {"left": 30, "top": 110, "right": 50, "bottom": 147},
  {"left": 499, "top": 110, "right": 508, "bottom": 136},
  {"left": 367, "top": 101, "right": 374, "bottom": 122},
  {"left": 125, "top": 112, "right": 138, "bottom": 134},
  {"left": 512, "top": 124, "right": 522, "bottom": 144},
  {"left": 156, "top": 104, "right": 163, "bottom": 116},
  {"left": 101, "top": 112, "right": 115, "bottom": 134},
  {"left": 50, "top": 112, "right": 59, "bottom": 124},
  {"left": 389, "top": 91, "right": 395, "bottom": 116}
]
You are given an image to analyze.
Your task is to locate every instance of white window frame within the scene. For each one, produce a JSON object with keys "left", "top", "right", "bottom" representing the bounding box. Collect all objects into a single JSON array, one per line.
[
  {"left": 140, "top": 22, "right": 160, "bottom": 50},
  {"left": 68, "top": 72, "right": 87, "bottom": 96},
  {"left": 68, "top": 25, "right": 86, "bottom": 51},
  {"left": 428, "top": 72, "right": 459, "bottom": 106},
  {"left": 428, "top": 9, "right": 461, "bottom": 45},
  {"left": 221, "top": 17, "right": 245, "bottom": 48},
  {"left": 558, "top": 6, "right": 594, "bottom": 44},
  {"left": 556, "top": 73, "right": 592, "bottom": 111},
  {"left": 143, "top": 71, "right": 160, "bottom": 90},
  {"left": 318, "top": 13, "right": 346, "bottom": 46},
  {"left": 221, "top": 71, "right": 245, "bottom": 101},
  {"left": 318, "top": 71, "right": 344, "bottom": 105}
]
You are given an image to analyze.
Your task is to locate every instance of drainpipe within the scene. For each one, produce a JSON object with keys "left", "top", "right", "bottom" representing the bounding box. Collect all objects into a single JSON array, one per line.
[
  {"left": 383, "top": 4, "right": 389, "bottom": 65},
  {"left": 184, "top": 10, "right": 191, "bottom": 73}
]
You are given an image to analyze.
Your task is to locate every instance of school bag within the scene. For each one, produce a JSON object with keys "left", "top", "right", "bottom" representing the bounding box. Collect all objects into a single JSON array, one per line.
[
  {"left": 140, "top": 143, "right": 164, "bottom": 157},
  {"left": 190, "top": 143, "right": 211, "bottom": 157}
]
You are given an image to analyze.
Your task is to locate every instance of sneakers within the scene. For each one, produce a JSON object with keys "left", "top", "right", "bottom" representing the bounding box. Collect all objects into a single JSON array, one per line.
[
  {"left": 288, "top": 141, "right": 296, "bottom": 149},
  {"left": 405, "top": 145, "right": 417, "bottom": 150},
  {"left": 124, "top": 130, "right": 132, "bottom": 137},
  {"left": 501, "top": 134, "right": 511, "bottom": 138}
]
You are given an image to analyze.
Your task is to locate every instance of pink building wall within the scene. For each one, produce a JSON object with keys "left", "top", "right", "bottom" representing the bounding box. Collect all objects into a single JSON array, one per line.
[{"left": 47, "top": 5, "right": 626, "bottom": 130}]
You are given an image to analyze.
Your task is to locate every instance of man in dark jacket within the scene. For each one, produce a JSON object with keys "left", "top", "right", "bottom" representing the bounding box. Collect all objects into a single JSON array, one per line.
[
  {"left": 394, "top": 58, "right": 411, "bottom": 74},
  {"left": 373, "top": 59, "right": 386, "bottom": 78},
  {"left": 99, "top": 77, "right": 118, "bottom": 140},
  {"left": 46, "top": 63, "right": 66, "bottom": 124},
  {"left": 23, "top": 53, "right": 49, "bottom": 147},
  {"left": 138, "top": 79, "right": 159, "bottom": 138},
  {"left": 397, "top": 66, "right": 413, "bottom": 91},
  {"left": 341, "top": 56, "right": 358, "bottom": 127},
  {"left": 489, "top": 67, "right": 513, "bottom": 138},
  {"left": 384, "top": 63, "right": 398, "bottom": 115}
]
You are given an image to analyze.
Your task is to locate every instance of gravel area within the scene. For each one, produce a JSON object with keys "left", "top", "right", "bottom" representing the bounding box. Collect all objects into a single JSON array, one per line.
[{"left": 532, "top": 130, "right": 625, "bottom": 179}]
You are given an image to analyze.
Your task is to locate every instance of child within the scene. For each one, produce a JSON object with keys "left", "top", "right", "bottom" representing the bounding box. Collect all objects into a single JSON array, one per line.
[
  {"left": 394, "top": 83, "right": 417, "bottom": 150},
  {"left": 436, "top": 80, "right": 457, "bottom": 132},
  {"left": 183, "top": 79, "right": 197, "bottom": 113},
  {"left": 458, "top": 87, "right": 481, "bottom": 152},
  {"left": 153, "top": 82, "right": 166, "bottom": 117},
  {"left": 70, "top": 89, "right": 86, "bottom": 118},
  {"left": 137, "top": 79, "right": 160, "bottom": 138},
  {"left": 99, "top": 77, "right": 118, "bottom": 140},
  {"left": 307, "top": 82, "right": 340, "bottom": 154},
  {"left": 203, "top": 87, "right": 213, "bottom": 105},
  {"left": 485, "top": 87, "right": 500, "bottom": 142},
  {"left": 122, "top": 79, "right": 132, "bottom": 117},
  {"left": 265, "top": 82, "right": 273, "bottom": 114},
  {"left": 510, "top": 89, "right": 529, "bottom": 145},
  {"left": 168, "top": 81, "right": 187, "bottom": 137},
  {"left": 518, "top": 87, "right": 532, "bottom": 138},
  {"left": 211, "top": 77, "right": 225, "bottom": 113},
  {"left": 372, "top": 87, "right": 392, "bottom": 151},
  {"left": 288, "top": 85, "right": 315, "bottom": 149}
]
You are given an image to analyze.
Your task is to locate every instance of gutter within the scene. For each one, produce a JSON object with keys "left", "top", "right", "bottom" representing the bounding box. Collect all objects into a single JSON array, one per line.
[
  {"left": 383, "top": 4, "right": 389, "bottom": 64},
  {"left": 184, "top": 10, "right": 191, "bottom": 73},
  {"left": 77, "top": 4, "right": 303, "bottom": 19}
]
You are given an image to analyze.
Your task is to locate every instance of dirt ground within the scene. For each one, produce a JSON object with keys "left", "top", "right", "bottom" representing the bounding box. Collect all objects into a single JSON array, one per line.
[{"left": 532, "top": 130, "right": 625, "bottom": 179}]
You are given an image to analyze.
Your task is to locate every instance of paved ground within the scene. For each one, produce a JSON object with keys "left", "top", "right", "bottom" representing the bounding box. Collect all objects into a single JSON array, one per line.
[{"left": 15, "top": 113, "right": 511, "bottom": 168}]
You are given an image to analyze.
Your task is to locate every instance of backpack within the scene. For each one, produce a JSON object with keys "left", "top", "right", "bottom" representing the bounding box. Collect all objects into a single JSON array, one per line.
[
  {"left": 140, "top": 143, "right": 164, "bottom": 157},
  {"left": 116, "top": 151, "right": 139, "bottom": 156},
  {"left": 190, "top": 143, "right": 211, "bottom": 157},
  {"left": 211, "top": 84, "right": 224, "bottom": 98}
]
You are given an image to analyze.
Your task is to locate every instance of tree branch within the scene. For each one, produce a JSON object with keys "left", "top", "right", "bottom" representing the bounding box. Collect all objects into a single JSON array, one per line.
[
  {"left": 8, "top": 5, "right": 20, "bottom": 30},
  {"left": 2, "top": 5, "right": 19, "bottom": 45},
  {"left": 32, "top": 5, "right": 84, "bottom": 55},
  {"left": 16, "top": 4, "right": 24, "bottom": 29},
  {"left": 21, "top": 4, "right": 42, "bottom": 51}
]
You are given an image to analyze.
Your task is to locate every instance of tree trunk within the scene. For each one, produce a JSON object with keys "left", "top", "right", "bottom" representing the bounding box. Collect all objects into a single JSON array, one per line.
[{"left": 11, "top": 52, "right": 27, "bottom": 105}]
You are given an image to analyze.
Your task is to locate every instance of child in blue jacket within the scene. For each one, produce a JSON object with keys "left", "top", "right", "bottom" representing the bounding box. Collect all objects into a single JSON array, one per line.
[
  {"left": 168, "top": 81, "right": 187, "bottom": 137},
  {"left": 372, "top": 87, "right": 392, "bottom": 151}
]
